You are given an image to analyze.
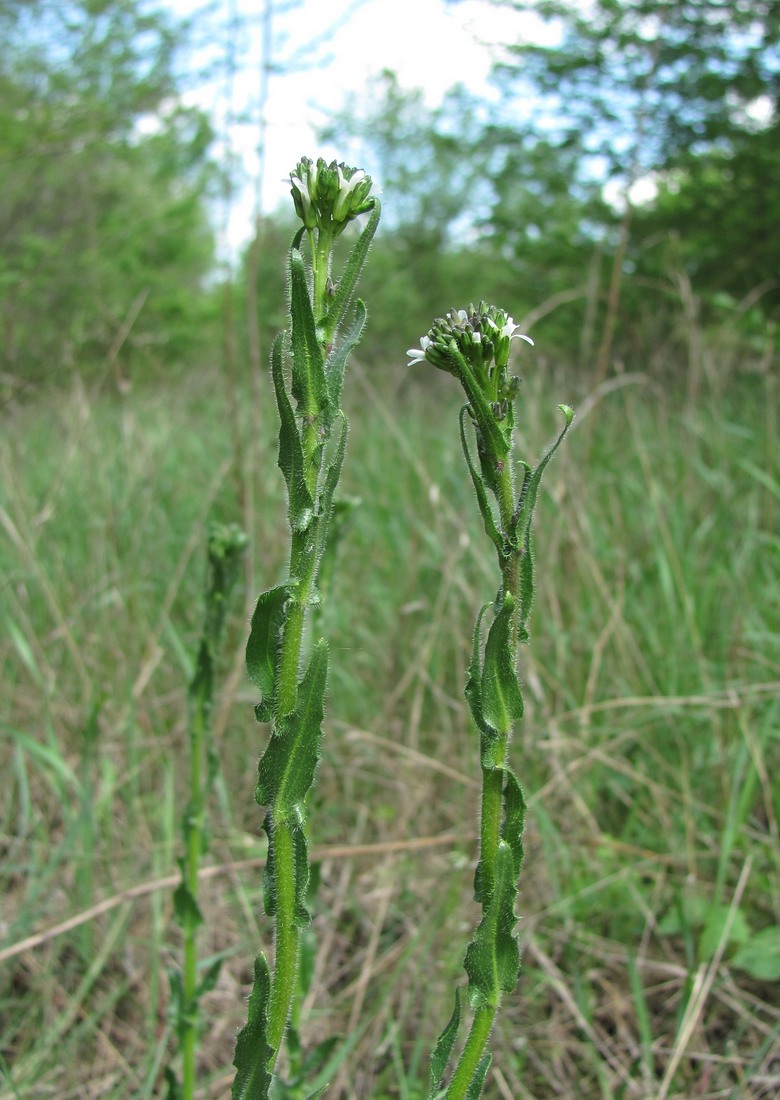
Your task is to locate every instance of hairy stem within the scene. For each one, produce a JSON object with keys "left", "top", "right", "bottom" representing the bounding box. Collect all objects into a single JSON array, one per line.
[
  {"left": 444, "top": 1004, "right": 497, "bottom": 1100},
  {"left": 266, "top": 821, "right": 300, "bottom": 1056}
]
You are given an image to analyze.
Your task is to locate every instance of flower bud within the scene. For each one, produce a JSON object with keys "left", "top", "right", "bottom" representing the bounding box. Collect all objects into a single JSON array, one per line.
[{"left": 290, "top": 157, "right": 375, "bottom": 234}]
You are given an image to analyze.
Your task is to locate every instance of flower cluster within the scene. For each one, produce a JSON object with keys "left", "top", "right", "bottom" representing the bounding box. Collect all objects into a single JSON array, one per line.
[
  {"left": 290, "top": 157, "right": 374, "bottom": 234},
  {"left": 407, "top": 303, "right": 533, "bottom": 376}
]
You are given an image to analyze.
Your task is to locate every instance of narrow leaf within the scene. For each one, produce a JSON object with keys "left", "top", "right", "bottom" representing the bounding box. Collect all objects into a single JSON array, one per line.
[
  {"left": 324, "top": 199, "right": 381, "bottom": 338},
  {"left": 246, "top": 584, "right": 294, "bottom": 722},
  {"left": 501, "top": 768, "right": 526, "bottom": 880},
  {"left": 232, "top": 953, "right": 273, "bottom": 1100},
  {"left": 465, "top": 1053, "right": 492, "bottom": 1100},
  {"left": 464, "top": 842, "right": 520, "bottom": 1008},
  {"left": 271, "top": 332, "right": 314, "bottom": 532},
  {"left": 196, "top": 957, "right": 223, "bottom": 999},
  {"left": 464, "top": 603, "right": 492, "bottom": 736},
  {"left": 290, "top": 248, "right": 326, "bottom": 414},
  {"left": 324, "top": 300, "right": 366, "bottom": 418},
  {"left": 428, "top": 988, "right": 461, "bottom": 1098},
  {"left": 172, "top": 880, "right": 203, "bottom": 932},
  {"left": 515, "top": 404, "right": 573, "bottom": 549},
  {"left": 255, "top": 641, "right": 328, "bottom": 816},
  {"left": 292, "top": 821, "right": 313, "bottom": 928},
  {"left": 313, "top": 413, "right": 349, "bottom": 568},
  {"left": 459, "top": 406, "right": 504, "bottom": 555},
  {"left": 517, "top": 531, "right": 534, "bottom": 643},
  {"left": 481, "top": 595, "right": 524, "bottom": 736}
]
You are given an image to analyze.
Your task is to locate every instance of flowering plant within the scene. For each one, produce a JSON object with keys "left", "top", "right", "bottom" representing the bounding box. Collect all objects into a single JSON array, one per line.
[{"left": 410, "top": 303, "right": 572, "bottom": 1099}]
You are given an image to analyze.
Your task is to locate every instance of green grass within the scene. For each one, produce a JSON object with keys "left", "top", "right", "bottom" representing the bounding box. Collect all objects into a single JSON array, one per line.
[{"left": 1, "top": 351, "right": 778, "bottom": 1098}]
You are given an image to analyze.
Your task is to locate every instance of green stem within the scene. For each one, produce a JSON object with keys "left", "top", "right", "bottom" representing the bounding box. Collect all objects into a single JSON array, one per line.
[
  {"left": 450, "top": 449, "right": 520, "bottom": 1095},
  {"left": 444, "top": 1004, "right": 497, "bottom": 1100},
  {"left": 266, "top": 821, "right": 300, "bottom": 1057},
  {"left": 478, "top": 755, "right": 506, "bottom": 901},
  {"left": 265, "top": 530, "right": 314, "bottom": 1062},
  {"left": 312, "top": 226, "right": 333, "bottom": 324},
  {"left": 265, "top": 229, "right": 332, "bottom": 1063},
  {"left": 182, "top": 683, "right": 206, "bottom": 1100}
]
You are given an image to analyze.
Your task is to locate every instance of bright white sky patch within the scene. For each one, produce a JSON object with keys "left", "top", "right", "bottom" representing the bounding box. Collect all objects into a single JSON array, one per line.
[{"left": 163, "top": 0, "right": 540, "bottom": 255}]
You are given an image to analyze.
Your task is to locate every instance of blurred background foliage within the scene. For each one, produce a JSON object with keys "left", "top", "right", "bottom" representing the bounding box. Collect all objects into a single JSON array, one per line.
[{"left": 1, "top": 0, "right": 778, "bottom": 396}]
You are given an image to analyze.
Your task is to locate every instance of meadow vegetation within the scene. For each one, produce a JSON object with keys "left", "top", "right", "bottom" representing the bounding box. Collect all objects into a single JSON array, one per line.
[
  {"left": 2, "top": 1, "right": 779, "bottom": 1096},
  {"left": 2, "top": 336, "right": 778, "bottom": 1096}
]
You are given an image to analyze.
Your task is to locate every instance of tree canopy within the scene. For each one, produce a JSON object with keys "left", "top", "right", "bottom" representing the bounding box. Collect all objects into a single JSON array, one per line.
[{"left": 0, "top": 0, "right": 218, "bottom": 387}]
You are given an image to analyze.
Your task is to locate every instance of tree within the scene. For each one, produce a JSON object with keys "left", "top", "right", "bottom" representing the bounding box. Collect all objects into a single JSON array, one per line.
[
  {"left": 0, "top": 0, "right": 218, "bottom": 387},
  {"left": 483, "top": 0, "right": 780, "bottom": 177},
  {"left": 479, "top": 1, "right": 780, "bottom": 313}
]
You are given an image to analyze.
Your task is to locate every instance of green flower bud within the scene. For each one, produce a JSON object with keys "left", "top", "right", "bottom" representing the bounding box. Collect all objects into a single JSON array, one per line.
[{"left": 290, "top": 157, "right": 375, "bottom": 234}]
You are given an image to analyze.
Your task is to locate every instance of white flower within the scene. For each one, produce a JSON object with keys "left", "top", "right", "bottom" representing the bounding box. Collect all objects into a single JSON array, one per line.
[
  {"left": 406, "top": 335, "right": 432, "bottom": 365},
  {"left": 486, "top": 313, "right": 534, "bottom": 345}
]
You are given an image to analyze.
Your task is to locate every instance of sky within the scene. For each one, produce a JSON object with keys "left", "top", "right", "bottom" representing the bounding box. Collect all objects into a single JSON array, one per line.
[{"left": 166, "top": 0, "right": 536, "bottom": 254}]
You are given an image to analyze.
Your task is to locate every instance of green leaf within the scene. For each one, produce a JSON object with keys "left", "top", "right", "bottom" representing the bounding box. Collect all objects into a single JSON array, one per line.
[
  {"left": 465, "top": 1052, "right": 492, "bottom": 1099},
  {"left": 290, "top": 248, "right": 327, "bottom": 415},
  {"left": 324, "top": 198, "right": 381, "bottom": 339},
  {"left": 515, "top": 404, "right": 573, "bottom": 551},
  {"left": 256, "top": 641, "right": 328, "bottom": 817},
  {"left": 172, "top": 879, "right": 203, "bottom": 932},
  {"left": 271, "top": 333, "right": 315, "bottom": 533},
  {"left": 246, "top": 584, "right": 295, "bottom": 722},
  {"left": 164, "top": 1067, "right": 182, "bottom": 1100},
  {"left": 232, "top": 953, "right": 274, "bottom": 1100},
  {"left": 449, "top": 345, "right": 510, "bottom": 465},
  {"left": 733, "top": 928, "right": 780, "bottom": 981},
  {"left": 324, "top": 299, "right": 366, "bottom": 418},
  {"left": 196, "top": 957, "right": 223, "bottom": 999},
  {"left": 464, "top": 842, "right": 520, "bottom": 1009},
  {"left": 501, "top": 769, "right": 526, "bottom": 881},
  {"left": 481, "top": 595, "right": 524, "bottom": 737},
  {"left": 292, "top": 821, "right": 314, "bottom": 928},
  {"left": 464, "top": 603, "right": 492, "bottom": 737},
  {"left": 517, "top": 530, "right": 534, "bottom": 643},
  {"left": 428, "top": 988, "right": 461, "bottom": 1098},
  {"left": 459, "top": 406, "right": 504, "bottom": 555}
]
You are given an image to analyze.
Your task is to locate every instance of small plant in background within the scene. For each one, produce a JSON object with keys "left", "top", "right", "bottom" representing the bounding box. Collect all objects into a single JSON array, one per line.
[
  {"left": 231, "top": 159, "right": 380, "bottom": 1097},
  {"left": 408, "top": 306, "right": 573, "bottom": 1098},
  {"left": 168, "top": 523, "right": 248, "bottom": 1099}
]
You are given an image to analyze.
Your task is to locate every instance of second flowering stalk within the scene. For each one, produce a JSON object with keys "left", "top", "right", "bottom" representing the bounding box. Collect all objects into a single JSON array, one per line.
[{"left": 409, "top": 305, "right": 573, "bottom": 1099}]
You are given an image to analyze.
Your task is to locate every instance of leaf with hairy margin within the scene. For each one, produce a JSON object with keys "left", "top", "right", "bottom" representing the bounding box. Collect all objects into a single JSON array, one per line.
[
  {"left": 246, "top": 584, "right": 295, "bottom": 722},
  {"left": 459, "top": 407, "right": 504, "bottom": 556},
  {"left": 501, "top": 768, "right": 526, "bottom": 880},
  {"left": 428, "top": 988, "right": 461, "bottom": 1099},
  {"left": 323, "top": 199, "right": 381, "bottom": 341},
  {"left": 464, "top": 603, "right": 493, "bottom": 738},
  {"left": 324, "top": 301, "right": 366, "bottom": 419},
  {"left": 464, "top": 841, "right": 520, "bottom": 1008},
  {"left": 255, "top": 641, "right": 328, "bottom": 817},
  {"left": 271, "top": 333, "right": 314, "bottom": 533},
  {"left": 232, "top": 953, "right": 273, "bottom": 1100},
  {"left": 290, "top": 248, "right": 327, "bottom": 415},
  {"left": 481, "top": 594, "right": 524, "bottom": 738},
  {"left": 465, "top": 1053, "right": 492, "bottom": 1099}
]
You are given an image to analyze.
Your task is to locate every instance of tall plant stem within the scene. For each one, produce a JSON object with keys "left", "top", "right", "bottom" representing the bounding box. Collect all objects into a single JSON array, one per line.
[
  {"left": 447, "top": 458, "right": 520, "bottom": 1098},
  {"left": 181, "top": 684, "right": 206, "bottom": 1099},
  {"left": 265, "top": 237, "right": 330, "bottom": 1071}
]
